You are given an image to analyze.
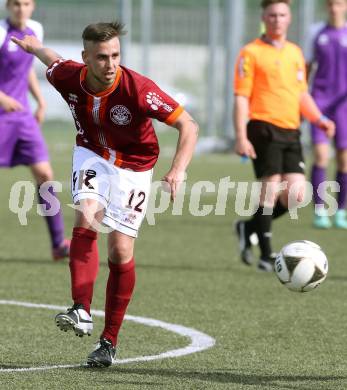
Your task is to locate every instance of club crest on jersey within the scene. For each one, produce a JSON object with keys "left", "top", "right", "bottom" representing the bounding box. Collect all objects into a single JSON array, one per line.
[{"left": 110, "top": 105, "right": 132, "bottom": 126}]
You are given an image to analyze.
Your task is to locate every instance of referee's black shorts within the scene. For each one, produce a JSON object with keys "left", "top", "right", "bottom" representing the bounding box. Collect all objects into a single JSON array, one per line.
[{"left": 247, "top": 120, "right": 305, "bottom": 179}]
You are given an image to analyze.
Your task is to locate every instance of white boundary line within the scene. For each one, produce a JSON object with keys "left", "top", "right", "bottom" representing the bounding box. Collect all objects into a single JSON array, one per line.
[{"left": 0, "top": 300, "right": 215, "bottom": 373}]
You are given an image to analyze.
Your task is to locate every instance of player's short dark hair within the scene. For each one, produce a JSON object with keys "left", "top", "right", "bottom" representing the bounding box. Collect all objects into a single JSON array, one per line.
[
  {"left": 7, "top": 0, "right": 35, "bottom": 4},
  {"left": 261, "top": 0, "right": 291, "bottom": 9},
  {"left": 82, "top": 21, "right": 126, "bottom": 44}
]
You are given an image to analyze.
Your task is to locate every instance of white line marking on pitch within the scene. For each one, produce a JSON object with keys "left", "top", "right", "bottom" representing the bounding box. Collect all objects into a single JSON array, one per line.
[{"left": 0, "top": 300, "right": 215, "bottom": 373}]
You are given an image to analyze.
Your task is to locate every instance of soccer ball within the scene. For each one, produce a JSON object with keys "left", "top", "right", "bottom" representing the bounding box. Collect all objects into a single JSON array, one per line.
[{"left": 274, "top": 240, "right": 328, "bottom": 292}]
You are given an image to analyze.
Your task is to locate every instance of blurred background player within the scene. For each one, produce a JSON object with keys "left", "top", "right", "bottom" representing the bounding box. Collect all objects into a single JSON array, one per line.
[
  {"left": 233, "top": 0, "right": 335, "bottom": 271},
  {"left": 12, "top": 21, "right": 198, "bottom": 367},
  {"left": 0, "top": 0, "right": 69, "bottom": 260},
  {"left": 306, "top": 0, "right": 347, "bottom": 229}
]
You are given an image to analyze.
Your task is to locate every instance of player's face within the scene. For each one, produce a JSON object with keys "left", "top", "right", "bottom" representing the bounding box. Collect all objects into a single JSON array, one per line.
[
  {"left": 262, "top": 3, "right": 291, "bottom": 39},
  {"left": 7, "top": 0, "right": 35, "bottom": 25},
  {"left": 327, "top": 0, "right": 347, "bottom": 20},
  {"left": 82, "top": 37, "right": 121, "bottom": 88}
]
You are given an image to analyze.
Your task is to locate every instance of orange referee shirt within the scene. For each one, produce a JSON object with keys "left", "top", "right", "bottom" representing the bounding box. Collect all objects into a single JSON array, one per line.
[{"left": 234, "top": 38, "right": 307, "bottom": 130}]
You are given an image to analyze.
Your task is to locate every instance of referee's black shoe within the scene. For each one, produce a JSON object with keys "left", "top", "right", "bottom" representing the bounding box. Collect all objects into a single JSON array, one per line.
[
  {"left": 235, "top": 220, "right": 254, "bottom": 265},
  {"left": 257, "top": 253, "right": 277, "bottom": 272}
]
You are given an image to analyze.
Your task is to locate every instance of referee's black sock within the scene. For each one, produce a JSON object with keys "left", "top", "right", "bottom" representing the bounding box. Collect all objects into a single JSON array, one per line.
[
  {"left": 252, "top": 206, "right": 273, "bottom": 260},
  {"left": 244, "top": 218, "right": 255, "bottom": 238},
  {"left": 272, "top": 199, "right": 288, "bottom": 220},
  {"left": 245, "top": 200, "right": 287, "bottom": 235}
]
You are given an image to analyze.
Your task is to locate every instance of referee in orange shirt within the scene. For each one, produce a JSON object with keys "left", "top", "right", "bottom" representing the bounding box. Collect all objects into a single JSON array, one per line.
[{"left": 234, "top": 0, "right": 335, "bottom": 271}]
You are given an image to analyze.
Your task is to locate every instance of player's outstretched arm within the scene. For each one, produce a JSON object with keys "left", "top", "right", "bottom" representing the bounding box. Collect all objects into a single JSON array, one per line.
[
  {"left": 162, "top": 110, "right": 199, "bottom": 201},
  {"left": 11, "top": 35, "right": 61, "bottom": 67},
  {"left": 300, "top": 92, "right": 335, "bottom": 138}
]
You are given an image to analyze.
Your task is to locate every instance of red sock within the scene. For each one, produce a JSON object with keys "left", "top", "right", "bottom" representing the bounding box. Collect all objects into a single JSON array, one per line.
[
  {"left": 101, "top": 258, "right": 136, "bottom": 346},
  {"left": 69, "top": 227, "right": 99, "bottom": 314}
]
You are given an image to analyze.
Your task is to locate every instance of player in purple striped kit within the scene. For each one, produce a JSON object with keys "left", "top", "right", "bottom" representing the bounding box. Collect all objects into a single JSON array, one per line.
[
  {"left": 307, "top": 0, "right": 347, "bottom": 229},
  {"left": 0, "top": 0, "right": 69, "bottom": 259}
]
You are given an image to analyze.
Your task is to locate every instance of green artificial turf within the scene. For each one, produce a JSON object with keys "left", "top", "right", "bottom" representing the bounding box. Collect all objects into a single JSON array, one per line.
[{"left": 0, "top": 122, "right": 346, "bottom": 389}]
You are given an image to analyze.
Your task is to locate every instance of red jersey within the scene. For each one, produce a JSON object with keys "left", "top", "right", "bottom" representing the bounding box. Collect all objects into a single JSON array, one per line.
[{"left": 46, "top": 59, "right": 183, "bottom": 171}]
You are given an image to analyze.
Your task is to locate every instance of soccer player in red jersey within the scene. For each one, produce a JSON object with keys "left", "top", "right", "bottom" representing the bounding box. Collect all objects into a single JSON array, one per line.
[{"left": 12, "top": 21, "right": 198, "bottom": 367}]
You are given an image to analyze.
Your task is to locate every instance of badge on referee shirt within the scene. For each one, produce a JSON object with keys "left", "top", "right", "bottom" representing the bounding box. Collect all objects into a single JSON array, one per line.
[{"left": 238, "top": 55, "right": 251, "bottom": 78}]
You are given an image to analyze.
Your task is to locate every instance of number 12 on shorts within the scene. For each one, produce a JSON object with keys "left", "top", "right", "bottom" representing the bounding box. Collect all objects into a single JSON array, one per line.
[{"left": 127, "top": 190, "right": 146, "bottom": 213}]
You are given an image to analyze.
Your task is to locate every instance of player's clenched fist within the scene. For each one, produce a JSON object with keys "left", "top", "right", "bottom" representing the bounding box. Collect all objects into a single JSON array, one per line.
[
  {"left": 235, "top": 138, "right": 257, "bottom": 159},
  {"left": 11, "top": 34, "right": 43, "bottom": 54}
]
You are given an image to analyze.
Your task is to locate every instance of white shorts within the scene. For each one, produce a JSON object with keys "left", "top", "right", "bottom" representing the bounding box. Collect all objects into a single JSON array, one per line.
[{"left": 71, "top": 146, "right": 152, "bottom": 237}]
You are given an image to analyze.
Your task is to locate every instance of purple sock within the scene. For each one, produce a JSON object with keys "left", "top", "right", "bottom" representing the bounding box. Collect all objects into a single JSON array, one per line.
[
  {"left": 311, "top": 165, "right": 326, "bottom": 207},
  {"left": 336, "top": 172, "right": 347, "bottom": 209},
  {"left": 37, "top": 185, "right": 65, "bottom": 249}
]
